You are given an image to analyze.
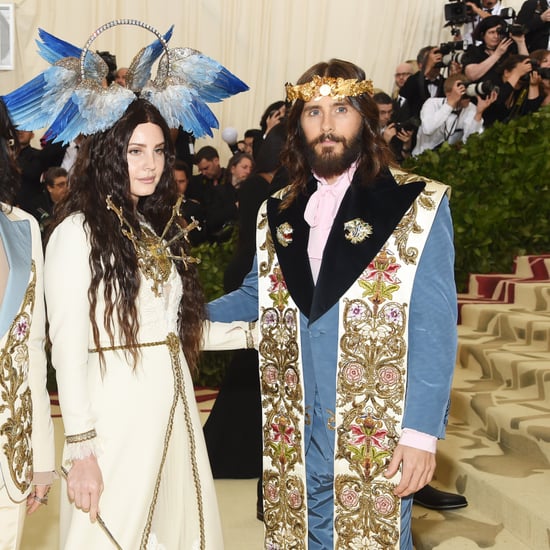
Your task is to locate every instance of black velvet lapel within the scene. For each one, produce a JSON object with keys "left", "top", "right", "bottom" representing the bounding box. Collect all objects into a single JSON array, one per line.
[
  {"left": 266, "top": 171, "right": 425, "bottom": 323},
  {"left": 309, "top": 170, "right": 425, "bottom": 323},
  {"left": 267, "top": 179, "right": 317, "bottom": 318}
]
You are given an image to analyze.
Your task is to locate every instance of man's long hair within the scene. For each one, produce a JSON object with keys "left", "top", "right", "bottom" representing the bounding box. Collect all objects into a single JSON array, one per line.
[
  {"left": 49, "top": 99, "right": 205, "bottom": 374},
  {"left": 0, "top": 98, "right": 21, "bottom": 208},
  {"left": 280, "top": 59, "right": 393, "bottom": 208}
]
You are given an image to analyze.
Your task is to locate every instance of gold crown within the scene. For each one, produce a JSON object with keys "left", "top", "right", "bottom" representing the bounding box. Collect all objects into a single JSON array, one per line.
[{"left": 285, "top": 75, "right": 374, "bottom": 102}]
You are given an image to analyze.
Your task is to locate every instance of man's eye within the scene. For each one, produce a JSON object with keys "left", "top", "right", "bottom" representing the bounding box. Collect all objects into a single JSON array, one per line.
[{"left": 336, "top": 106, "right": 347, "bottom": 113}]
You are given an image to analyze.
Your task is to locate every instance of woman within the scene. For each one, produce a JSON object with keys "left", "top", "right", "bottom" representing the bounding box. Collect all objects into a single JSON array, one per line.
[
  {"left": 482, "top": 54, "right": 543, "bottom": 126},
  {"left": 0, "top": 99, "right": 55, "bottom": 549},
  {"left": 45, "top": 99, "right": 251, "bottom": 549},
  {"left": 463, "top": 15, "right": 529, "bottom": 84},
  {"left": 224, "top": 152, "right": 254, "bottom": 190}
]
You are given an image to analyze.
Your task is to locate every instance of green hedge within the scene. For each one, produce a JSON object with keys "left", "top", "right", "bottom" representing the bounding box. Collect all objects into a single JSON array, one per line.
[
  {"left": 194, "top": 228, "right": 238, "bottom": 386},
  {"left": 403, "top": 106, "right": 550, "bottom": 292}
]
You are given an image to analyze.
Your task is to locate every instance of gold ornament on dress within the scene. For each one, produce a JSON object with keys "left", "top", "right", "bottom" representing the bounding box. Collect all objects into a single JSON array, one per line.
[
  {"left": 106, "top": 195, "right": 200, "bottom": 296},
  {"left": 285, "top": 75, "right": 374, "bottom": 102}
]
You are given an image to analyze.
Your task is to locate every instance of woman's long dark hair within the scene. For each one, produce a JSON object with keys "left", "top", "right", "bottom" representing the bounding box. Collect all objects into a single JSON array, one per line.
[
  {"left": 0, "top": 98, "right": 21, "bottom": 209},
  {"left": 280, "top": 59, "right": 393, "bottom": 209},
  {"left": 50, "top": 99, "right": 205, "bottom": 374}
]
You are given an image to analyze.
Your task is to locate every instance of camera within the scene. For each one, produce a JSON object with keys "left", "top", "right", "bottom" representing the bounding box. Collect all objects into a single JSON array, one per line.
[
  {"left": 444, "top": 0, "right": 481, "bottom": 25},
  {"left": 529, "top": 59, "right": 550, "bottom": 80},
  {"left": 462, "top": 80, "right": 500, "bottom": 99},
  {"left": 394, "top": 117, "right": 421, "bottom": 133},
  {"left": 436, "top": 41, "right": 466, "bottom": 68},
  {"left": 499, "top": 20, "right": 527, "bottom": 38}
]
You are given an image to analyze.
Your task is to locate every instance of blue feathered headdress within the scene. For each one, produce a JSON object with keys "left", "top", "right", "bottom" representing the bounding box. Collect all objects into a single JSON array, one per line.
[{"left": 2, "top": 19, "right": 249, "bottom": 144}]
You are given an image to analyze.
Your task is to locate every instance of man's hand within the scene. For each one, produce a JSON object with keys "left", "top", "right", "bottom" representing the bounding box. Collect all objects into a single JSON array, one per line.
[
  {"left": 447, "top": 80, "right": 466, "bottom": 108},
  {"left": 540, "top": 8, "right": 550, "bottom": 23},
  {"left": 382, "top": 123, "right": 397, "bottom": 144},
  {"left": 384, "top": 444, "right": 436, "bottom": 498},
  {"left": 67, "top": 455, "right": 104, "bottom": 522}
]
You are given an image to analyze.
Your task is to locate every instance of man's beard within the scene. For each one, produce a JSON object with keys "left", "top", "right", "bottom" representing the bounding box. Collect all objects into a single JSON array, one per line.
[{"left": 304, "top": 132, "right": 362, "bottom": 179}]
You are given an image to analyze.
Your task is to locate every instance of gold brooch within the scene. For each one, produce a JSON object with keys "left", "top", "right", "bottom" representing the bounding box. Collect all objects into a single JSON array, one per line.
[
  {"left": 344, "top": 218, "right": 373, "bottom": 244},
  {"left": 285, "top": 75, "right": 374, "bottom": 102},
  {"left": 106, "top": 195, "right": 200, "bottom": 296},
  {"left": 276, "top": 222, "right": 294, "bottom": 247}
]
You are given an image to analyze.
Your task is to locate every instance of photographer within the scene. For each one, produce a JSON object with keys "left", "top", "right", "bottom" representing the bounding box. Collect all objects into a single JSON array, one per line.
[
  {"left": 516, "top": 0, "right": 550, "bottom": 51},
  {"left": 463, "top": 15, "right": 529, "bottom": 83},
  {"left": 413, "top": 74, "right": 497, "bottom": 156},
  {"left": 482, "top": 54, "right": 544, "bottom": 126},
  {"left": 373, "top": 92, "right": 414, "bottom": 164},
  {"left": 462, "top": 0, "right": 507, "bottom": 45},
  {"left": 530, "top": 48, "right": 550, "bottom": 105},
  {"left": 399, "top": 46, "right": 447, "bottom": 120}
]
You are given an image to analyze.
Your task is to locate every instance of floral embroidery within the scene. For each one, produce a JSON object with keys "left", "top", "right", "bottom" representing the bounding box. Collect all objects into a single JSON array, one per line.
[{"left": 0, "top": 263, "right": 36, "bottom": 493}]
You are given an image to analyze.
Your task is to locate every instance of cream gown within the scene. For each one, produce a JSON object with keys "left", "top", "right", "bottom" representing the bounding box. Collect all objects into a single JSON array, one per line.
[{"left": 45, "top": 213, "right": 248, "bottom": 550}]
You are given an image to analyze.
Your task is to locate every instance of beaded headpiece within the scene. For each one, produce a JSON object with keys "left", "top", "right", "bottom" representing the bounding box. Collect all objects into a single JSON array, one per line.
[
  {"left": 3, "top": 19, "right": 248, "bottom": 144},
  {"left": 285, "top": 75, "right": 374, "bottom": 103}
]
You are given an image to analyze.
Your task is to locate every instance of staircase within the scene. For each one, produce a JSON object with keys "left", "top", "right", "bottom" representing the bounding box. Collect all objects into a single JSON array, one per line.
[{"left": 413, "top": 255, "right": 550, "bottom": 550}]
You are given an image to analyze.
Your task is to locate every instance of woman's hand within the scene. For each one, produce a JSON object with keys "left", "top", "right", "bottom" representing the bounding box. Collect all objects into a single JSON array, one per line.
[
  {"left": 26, "top": 484, "right": 52, "bottom": 514},
  {"left": 67, "top": 455, "right": 104, "bottom": 522}
]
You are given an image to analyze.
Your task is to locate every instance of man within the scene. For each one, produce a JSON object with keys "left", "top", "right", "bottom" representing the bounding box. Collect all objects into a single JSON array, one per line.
[
  {"left": 14, "top": 130, "right": 44, "bottom": 213},
  {"left": 29, "top": 166, "right": 69, "bottom": 236},
  {"left": 399, "top": 46, "right": 446, "bottom": 120},
  {"left": 373, "top": 91, "right": 414, "bottom": 163},
  {"left": 393, "top": 61, "right": 414, "bottom": 104},
  {"left": 0, "top": 99, "right": 55, "bottom": 550},
  {"left": 114, "top": 67, "right": 129, "bottom": 87},
  {"left": 187, "top": 146, "right": 237, "bottom": 242},
  {"left": 209, "top": 59, "right": 458, "bottom": 549},
  {"left": 413, "top": 74, "right": 497, "bottom": 156}
]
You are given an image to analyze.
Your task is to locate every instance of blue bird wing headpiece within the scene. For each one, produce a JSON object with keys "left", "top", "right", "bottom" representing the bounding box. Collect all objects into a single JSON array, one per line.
[{"left": 2, "top": 19, "right": 248, "bottom": 144}]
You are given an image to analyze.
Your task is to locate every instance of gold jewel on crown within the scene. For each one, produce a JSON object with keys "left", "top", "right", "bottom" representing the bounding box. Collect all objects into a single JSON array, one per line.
[{"left": 285, "top": 75, "right": 374, "bottom": 102}]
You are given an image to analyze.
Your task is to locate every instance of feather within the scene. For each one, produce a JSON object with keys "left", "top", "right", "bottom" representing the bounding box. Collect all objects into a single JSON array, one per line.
[
  {"left": 141, "top": 84, "right": 218, "bottom": 138},
  {"left": 126, "top": 26, "right": 174, "bottom": 92},
  {"left": 3, "top": 64, "right": 79, "bottom": 130},
  {"left": 36, "top": 28, "right": 81, "bottom": 64},
  {"left": 157, "top": 48, "right": 249, "bottom": 102}
]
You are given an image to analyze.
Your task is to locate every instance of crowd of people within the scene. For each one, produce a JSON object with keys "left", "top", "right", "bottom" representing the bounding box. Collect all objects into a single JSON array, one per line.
[
  {"left": 373, "top": 0, "right": 549, "bottom": 162},
  {"left": 0, "top": 3, "right": 548, "bottom": 549}
]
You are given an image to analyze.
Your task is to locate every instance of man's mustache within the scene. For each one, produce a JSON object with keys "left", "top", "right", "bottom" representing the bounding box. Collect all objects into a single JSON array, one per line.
[{"left": 309, "top": 133, "right": 346, "bottom": 146}]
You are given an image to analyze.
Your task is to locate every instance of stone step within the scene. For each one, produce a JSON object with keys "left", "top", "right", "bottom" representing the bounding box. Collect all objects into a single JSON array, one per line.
[{"left": 427, "top": 417, "right": 550, "bottom": 550}]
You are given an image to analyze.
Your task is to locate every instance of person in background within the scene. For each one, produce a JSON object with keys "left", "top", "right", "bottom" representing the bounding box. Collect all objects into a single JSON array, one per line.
[
  {"left": 517, "top": 0, "right": 550, "bottom": 52},
  {"left": 0, "top": 98, "right": 55, "bottom": 550},
  {"left": 225, "top": 152, "right": 254, "bottom": 190},
  {"left": 413, "top": 74, "right": 497, "bottom": 156}
]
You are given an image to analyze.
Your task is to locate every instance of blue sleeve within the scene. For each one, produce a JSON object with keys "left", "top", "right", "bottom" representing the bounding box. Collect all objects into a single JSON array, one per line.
[
  {"left": 207, "top": 256, "right": 259, "bottom": 322},
  {"left": 403, "top": 195, "right": 458, "bottom": 438}
]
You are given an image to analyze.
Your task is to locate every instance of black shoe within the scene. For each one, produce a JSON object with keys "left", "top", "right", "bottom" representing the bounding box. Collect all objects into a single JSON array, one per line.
[
  {"left": 413, "top": 485, "right": 468, "bottom": 510},
  {"left": 256, "top": 501, "right": 264, "bottom": 522}
]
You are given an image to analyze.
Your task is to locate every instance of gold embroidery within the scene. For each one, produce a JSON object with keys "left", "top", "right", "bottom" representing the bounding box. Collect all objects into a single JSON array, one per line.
[
  {"left": 66, "top": 429, "right": 97, "bottom": 444},
  {"left": 391, "top": 168, "right": 442, "bottom": 265},
  {"left": 258, "top": 211, "right": 276, "bottom": 278},
  {"left": 259, "top": 305, "right": 307, "bottom": 549},
  {"left": 0, "top": 262, "right": 37, "bottom": 492}
]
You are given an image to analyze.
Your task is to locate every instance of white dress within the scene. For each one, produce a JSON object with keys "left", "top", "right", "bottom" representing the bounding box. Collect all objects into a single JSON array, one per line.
[{"left": 45, "top": 213, "right": 247, "bottom": 550}]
